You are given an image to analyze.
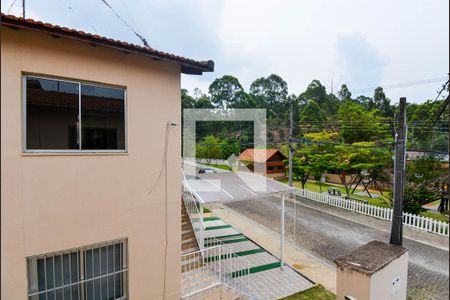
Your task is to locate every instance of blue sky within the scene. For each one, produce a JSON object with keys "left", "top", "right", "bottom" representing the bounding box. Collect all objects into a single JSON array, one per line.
[{"left": 3, "top": 0, "right": 449, "bottom": 103}]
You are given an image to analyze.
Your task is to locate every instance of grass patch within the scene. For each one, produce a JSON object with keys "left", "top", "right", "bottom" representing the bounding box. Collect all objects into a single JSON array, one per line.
[
  {"left": 278, "top": 179, "right": 391, "bottom": 208},
  {"left": 207, "top": 163, "right": 232, "bottom": 171},
  {"left": 203, "top": 207, "right": 211, "bottom": 213},
  {"left": 281, "top": 285, "right": 335, "bottom": 300},
  {"left": 420, "top": 211, "right": 449, "bottom": 223}
]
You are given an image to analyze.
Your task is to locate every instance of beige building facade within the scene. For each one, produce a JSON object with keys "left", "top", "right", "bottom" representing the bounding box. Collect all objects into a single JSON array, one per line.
[{"left": 1, "top": 14, "right": 213, "bottom": 299}]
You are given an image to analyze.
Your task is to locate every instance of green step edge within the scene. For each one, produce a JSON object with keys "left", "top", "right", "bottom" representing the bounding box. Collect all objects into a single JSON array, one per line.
[
  {"left": 205, "top": 225, "right": 232, "bottom": 231},
  {"left": 204, "top": 237, "right": 248, "bottom": 248},
  {"left": 229, "top": 262, "right": 282, "bottom": 278},
  {"left": 203, "top": 217, "right": 221, "bottom": 221},
  {"left": 205, "top": 248, "right": 265, "bottom": 262},
  {"left": 205, "top": 233, "right": 244, "bottom": 240}
]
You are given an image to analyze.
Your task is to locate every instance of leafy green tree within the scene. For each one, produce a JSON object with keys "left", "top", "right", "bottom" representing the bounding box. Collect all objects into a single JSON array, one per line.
[
  {"left": 250, "top": 74, "right": 288, "bottom": 117},
  {"left": 403, "top": 186, "right": 437, "bottom": 214},
  {"left": 286, "top": 146, "right": 314, "bottom": 189},
  {"left": 355, "top": 95, "right": 372, "bottom": 110},
  {"left": 182, "top": 89, "right": 195, "bottom": 108},
  {"left": 196, "top": 135, "right": 223, "bottom": 164},
  {"left": 299, "top": 80, "right": 340, "bottom": 116},
  {"left": 208, "top": 75, "right": 245, "bottom": 109},
  {"left": 299, "top": 100, "right": 327, "bottom": 125},
  {"left": 337, "top": 101, "right": 388, "bottom": 143},
  {"left": 407, "top": 155, "right": 445, "bottom": 184},
  {"left": 338, "top": 84, "right": 352, "bottom": 102},
  {"left": 369, "top": 87, "right": 393, "bottom": 117}
]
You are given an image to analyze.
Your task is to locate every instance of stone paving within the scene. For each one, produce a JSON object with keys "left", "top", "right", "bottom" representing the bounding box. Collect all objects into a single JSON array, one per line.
[
  {"left": 203, "top": 218, "right": 314, "bottom": 299},
  {"left": 226, "top": 195, "right": 449, "bottom": 300}
]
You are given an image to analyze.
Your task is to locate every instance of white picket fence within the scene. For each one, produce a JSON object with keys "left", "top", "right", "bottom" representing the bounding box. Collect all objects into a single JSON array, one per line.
[{"left": 294, "top": 189, "right": 449, "bottom": 237}]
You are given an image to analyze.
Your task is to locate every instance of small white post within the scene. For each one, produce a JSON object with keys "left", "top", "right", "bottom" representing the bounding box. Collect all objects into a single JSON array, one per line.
[{"left": 281, "top": 194, "right": 285, "bottom": 270}]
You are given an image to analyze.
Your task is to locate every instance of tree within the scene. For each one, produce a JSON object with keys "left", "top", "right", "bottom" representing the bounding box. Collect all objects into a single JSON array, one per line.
[
  {"left": 369, "top": 87, "right": 393, "bottom": 117},
  {"left": 196, "top": 135, "right": 223, "bottom": 164},
  {"left": 181, "top": 89, "right": 195, "bottom": 108},
  {"left": 299, "top": 100, "right": 327, "bottom": 126},
  {"left": 299, "top": 80, "right": 340, "bottom": 117},
  {"left": 355, "top": 95, "right": 372, "bottom": 110},
  {"left": 287, "top": 146, "right": 314, "bottom": 189},
  {"left": 302, "top": 131, "right": 338, "bottom": 192},
  {"left": 250, "top": 74, "right": 288, "bottom": 118},
  {"left": 208, "top": 75, "right": 245, "bottom": 109},
  {"left": 338, "top": 84, "right": 352, "bottom": 102},
  {"left": 337, "top": 101, "right": 388, "bottom": 143}
]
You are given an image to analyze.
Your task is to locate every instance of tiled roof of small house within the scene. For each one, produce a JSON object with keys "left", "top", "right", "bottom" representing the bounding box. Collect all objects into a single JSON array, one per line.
[{"left": 238, "top": 149, "right": 286, "bottom": 163}]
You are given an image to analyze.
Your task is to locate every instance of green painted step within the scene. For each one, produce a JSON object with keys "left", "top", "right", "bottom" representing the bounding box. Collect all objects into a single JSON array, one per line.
[
  {"left": 205, "top": 233, "right": 244, "bottom": 240},
  {"left": 205, "top": 225, "right": 232, "bottom": 231},
  {"left": 205, "top": 248, "right": 265, "bottom": 262},
  {"left": 203, "top": 217, "right": 221, "bottom": 221},
  {"left": 229, "top": 262, "right": 282, "bottom": 278},
  {"left": 204, "top": 237, "right": 248, "bottom": 248}
]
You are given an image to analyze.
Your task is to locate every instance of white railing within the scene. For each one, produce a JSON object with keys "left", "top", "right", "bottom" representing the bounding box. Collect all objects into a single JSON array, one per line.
[
  {"left": 205, "top": 238, "right": 251, "bottom": 297},
  {"left": 181, "top": 242, "right": 251, "bottom": 298},
  {"left": 294, "top": 189, "right": 449, "bottom": 237},
  {"left": 181, "top": 171, "right": 252, "bottom": 298}
]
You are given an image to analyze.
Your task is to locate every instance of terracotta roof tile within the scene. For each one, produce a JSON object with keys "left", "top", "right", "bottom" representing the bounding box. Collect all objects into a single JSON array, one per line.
[
  {"left": 238, "top": 149, "right": 285, "bottom": 163},
  {"left": 1, "top": 14, "right": 214, "bottom": 75}
]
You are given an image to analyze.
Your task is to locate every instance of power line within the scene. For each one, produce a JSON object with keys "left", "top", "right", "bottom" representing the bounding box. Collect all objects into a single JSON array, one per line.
[
  {"left": 352, "top": 77, "right": 448, "bottom": 94},
  {"left": 99, "top": 0, "right": 150, "bottom": 48}
]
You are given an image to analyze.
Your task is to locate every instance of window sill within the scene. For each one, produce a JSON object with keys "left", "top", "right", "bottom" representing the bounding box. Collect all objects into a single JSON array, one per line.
[{"left": 21, "top": 151, "right": 128, "bottom": 157}]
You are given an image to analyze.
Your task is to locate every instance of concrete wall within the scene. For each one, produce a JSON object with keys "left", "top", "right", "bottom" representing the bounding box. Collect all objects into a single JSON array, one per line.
[
  {"left": 370, "top": 252, "right": 408, "bottom": 300},
  {"left": 336, "top": 268, "right": 370, "bottom": 300},
  {"left": 336, "top": 253, "right": 409, "bottom": 300},
  {"left": 1, "top": 27, "right": 181, "bottom": 299}
]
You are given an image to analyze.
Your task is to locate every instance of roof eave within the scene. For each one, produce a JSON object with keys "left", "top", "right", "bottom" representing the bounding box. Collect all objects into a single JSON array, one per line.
[{"left": 1, "top": 15, "right": 214, "bottom": 75}]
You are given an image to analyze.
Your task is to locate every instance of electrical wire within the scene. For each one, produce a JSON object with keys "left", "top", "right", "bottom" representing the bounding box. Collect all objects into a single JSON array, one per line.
[
  {"left": 99, "top": 0, "right": 150, "bottom": 47},
  {"left": 146, "top": 123, "right": 171, "bottom": 299}
]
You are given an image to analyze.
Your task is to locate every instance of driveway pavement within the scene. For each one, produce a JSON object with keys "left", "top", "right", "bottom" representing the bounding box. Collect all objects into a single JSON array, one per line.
[{"left": 225, "top": 195, "right": 449, "bottom": 300}]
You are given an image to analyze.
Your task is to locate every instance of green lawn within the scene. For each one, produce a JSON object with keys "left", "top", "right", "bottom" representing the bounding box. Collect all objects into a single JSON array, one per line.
[
  {"left": 421, "top": 211, "right": 449, "bottom": 223},
  {"left": 278, "top": 179, "right": 391, "bottom": 208},
  {"left": 281, "top": 285, "right": 335, "bottom": 300},
  {"left": 206, "top": 163, "right": 232, "bottom": 171}
]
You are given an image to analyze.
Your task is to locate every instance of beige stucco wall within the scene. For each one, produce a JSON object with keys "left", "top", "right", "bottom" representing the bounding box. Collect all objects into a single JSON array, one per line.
[
  {"left": 370, "top": 252, "right": 408, "bottom": 300},
  {"left": 336, "top": 268, "right": 370, "bottom": 300},
  {"left": 1, "top": 27, "right": 182, "bottom": 299}
]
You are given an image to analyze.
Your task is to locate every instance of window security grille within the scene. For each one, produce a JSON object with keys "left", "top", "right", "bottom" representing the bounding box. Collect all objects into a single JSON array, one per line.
[{"left": 27, "top": 239, "right": 128, "bottom": 300}]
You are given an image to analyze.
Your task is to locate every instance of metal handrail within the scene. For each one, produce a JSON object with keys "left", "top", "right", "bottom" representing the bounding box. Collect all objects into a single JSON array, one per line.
[{"left": 181, "top": 169, "right": 252, "bottom": 298}]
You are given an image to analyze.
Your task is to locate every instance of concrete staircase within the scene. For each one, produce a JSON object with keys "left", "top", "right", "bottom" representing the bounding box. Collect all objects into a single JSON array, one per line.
[
  {"left": 181, "top": 202, "right": 247, "bottom": 299},
  {"left": 182, "top": 202, "right": 200, "bottom": 255}
]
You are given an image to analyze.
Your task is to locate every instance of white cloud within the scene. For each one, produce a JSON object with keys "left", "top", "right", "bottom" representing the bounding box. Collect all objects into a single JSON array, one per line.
[{"left": 2, "top": 0, "right": 448, "bottom": 103}]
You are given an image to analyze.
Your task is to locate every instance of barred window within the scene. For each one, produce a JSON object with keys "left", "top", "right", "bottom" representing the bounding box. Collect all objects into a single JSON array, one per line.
[{"left": 27, "top": 239, "right": 128, "bottom": 300}]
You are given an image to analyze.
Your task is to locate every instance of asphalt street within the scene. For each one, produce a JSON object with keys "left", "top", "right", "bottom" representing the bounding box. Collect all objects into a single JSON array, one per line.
[{"left": 226, "top": 196, "right": 449, "bottom": 300}]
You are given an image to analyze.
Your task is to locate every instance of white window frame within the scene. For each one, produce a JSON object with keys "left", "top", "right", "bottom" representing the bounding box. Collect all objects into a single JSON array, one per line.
[
  {"left": 22, "top": 74, "right": 128, "bottom": 153},
  {"left": 27, "top": 238, "right": 128, "bottom": 300}
]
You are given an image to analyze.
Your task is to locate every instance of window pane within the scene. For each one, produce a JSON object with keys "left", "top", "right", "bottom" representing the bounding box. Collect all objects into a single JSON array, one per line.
[
  {"left": 81, "top": 84, "right": 125, "bottom": 150},
  {"left": 26, "top": 77, "right": 79, "bottom": 150}
]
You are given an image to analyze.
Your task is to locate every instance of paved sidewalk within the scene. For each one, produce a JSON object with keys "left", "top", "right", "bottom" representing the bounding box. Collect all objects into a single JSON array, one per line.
[
  {"left": 212, "top": 206, "right": 338, "bottom": 293},
  {"left": 203, "top": 217, "right": 314, "bottom": 299}
]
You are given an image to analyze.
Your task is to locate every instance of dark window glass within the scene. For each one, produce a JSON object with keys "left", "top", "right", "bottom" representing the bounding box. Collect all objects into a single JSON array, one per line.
[
  {"left": 26, "top": 77, "right": 79, "bottom": 150},
  {"left": 81, "top": 84, "right": 125, "bottom": 150}
]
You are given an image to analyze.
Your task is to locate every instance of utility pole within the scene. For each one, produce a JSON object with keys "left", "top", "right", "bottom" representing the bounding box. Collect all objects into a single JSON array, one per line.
[
  {"left": 390, "top": 97, "right": 407, "bottom": 246},
  {"left": 447, "top": 74, "right": 449, "bottom": 211},
  {"left": 288, "top": 101, "right": 293, "bottom": 187},
  {"left": 22, "top": 0, "right": 25, "bottom": 18}
]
